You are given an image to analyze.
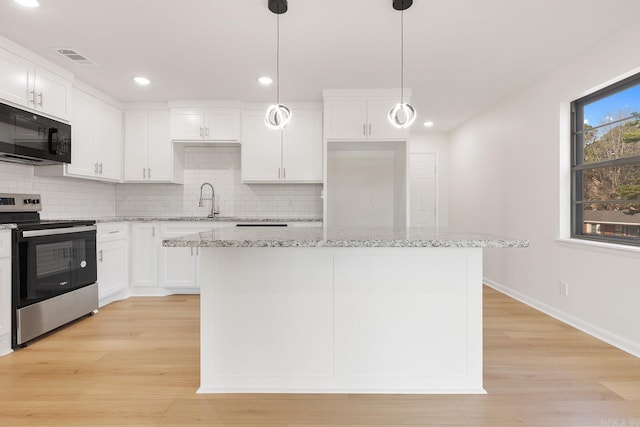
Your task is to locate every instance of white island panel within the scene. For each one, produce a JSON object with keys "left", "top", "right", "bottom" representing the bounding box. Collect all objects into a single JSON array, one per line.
[{"left": 198, "top": 246, "right": 484, "bottom": 394}]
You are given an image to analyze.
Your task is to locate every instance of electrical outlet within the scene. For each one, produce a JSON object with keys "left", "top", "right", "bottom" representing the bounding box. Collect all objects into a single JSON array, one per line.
[{"left": 559, "top": 281, "right": 569, "bottom": 296}]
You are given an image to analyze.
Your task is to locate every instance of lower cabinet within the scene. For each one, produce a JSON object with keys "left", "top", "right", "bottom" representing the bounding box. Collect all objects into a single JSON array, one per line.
[
  {"left": 96, "top": 223, "right": 129, "bottom": 306},
  {"left": 158, "top": 223, "right": 235, "bottom": 290},
  {"left": 130, "top": 222, "right": 235, "bottom": 294},
  {"left": 0, "top": 230, "right": 12, "bottom": 356},
  {"left": 129, "top": 223, "right": 159, "bottom": 289}
]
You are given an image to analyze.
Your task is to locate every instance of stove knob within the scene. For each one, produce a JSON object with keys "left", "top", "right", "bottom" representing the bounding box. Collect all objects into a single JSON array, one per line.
[
  {"left": 23, "top": 199, "right": 30, "bottom": 204},
  {"left": 34, "top": 199, "right": 40, "bottom": 204}
]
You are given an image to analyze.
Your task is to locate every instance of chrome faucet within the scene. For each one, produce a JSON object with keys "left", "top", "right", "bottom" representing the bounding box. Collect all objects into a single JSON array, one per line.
[{"left": 198, "top": 182, "right": 218, "bottom": 218}]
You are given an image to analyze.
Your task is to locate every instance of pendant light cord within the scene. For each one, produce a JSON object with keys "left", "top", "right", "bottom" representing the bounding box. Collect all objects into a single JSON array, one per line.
[
  {"left": 276, "top": 13, "right": 280, "bottom": 105},
  {"left": 400, "top": 9, "right": 404, "bottom": 104}
]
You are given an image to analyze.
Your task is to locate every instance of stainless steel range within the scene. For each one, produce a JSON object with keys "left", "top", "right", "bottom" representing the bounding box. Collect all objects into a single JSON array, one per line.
[{"left": 0, "top": 193, "right": 97, "bottom": 348}]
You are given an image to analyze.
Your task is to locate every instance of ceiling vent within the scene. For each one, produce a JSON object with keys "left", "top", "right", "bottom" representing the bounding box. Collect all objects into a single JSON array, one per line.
[{"left": 53, "top": 48, "right": 98, "bottom": 66}]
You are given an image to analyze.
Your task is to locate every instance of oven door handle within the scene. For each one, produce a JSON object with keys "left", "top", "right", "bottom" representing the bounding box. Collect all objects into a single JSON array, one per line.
[{"left": 21, "top": 225, "right": 97, "bottom": 238}]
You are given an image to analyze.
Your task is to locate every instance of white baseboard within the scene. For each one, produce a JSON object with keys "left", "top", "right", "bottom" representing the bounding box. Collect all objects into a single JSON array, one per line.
[{"left": 484, "top": 277, "right": 640, "bottom": 359}]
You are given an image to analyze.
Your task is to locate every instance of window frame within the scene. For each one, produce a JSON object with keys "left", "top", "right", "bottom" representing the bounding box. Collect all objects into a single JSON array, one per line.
[{"left": 571, "top": 72, "right": 640, "bottom": 247}]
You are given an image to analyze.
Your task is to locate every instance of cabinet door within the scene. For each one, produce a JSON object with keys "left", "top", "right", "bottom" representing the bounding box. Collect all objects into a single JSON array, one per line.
[
  {"left": 123, "top": 111, "right": 148, "bottom": 181},
  {"left": 171, "top": 108, "right": 204, "bottom": 140},
  {"left": 146, "top": 110, "right": 172, "bottom": 181},
  {"left": 158, "top": 225, "right": 203, "bottom": 288},
  {"left": 0, "top": 48, "right": 30, "bottom": 108},
  {"left": 66, "top": 92, "right": 97, "bottom": 177},
  {"left": 204, "top": 108, "right": 241, "bottom": 141},
  {"left": 324, "top": 99, "right": 367, "bottom": 140},
  {"left": 0, "top": 232, "right": 11, "bottom": 355},
  {"left": 33, "top": 66, "right": 71, "bottom": 121},
  {"left": 282, "top": 108, "right": 323, "bottom": 182},
  {"left": 97, "top": 239, "right": 128, "bottom": 305},
  {"left": 130, "top": 224, "right": 158, "bottom": 287},
  {"left": 241, "top": 110, "right": 282, "bottom": 182},
  {"left": 366, "top": 99, "right": 410, "bottom": 140},
  {"left": 94, "top": 101, "right": 123, "bottom": 181}
]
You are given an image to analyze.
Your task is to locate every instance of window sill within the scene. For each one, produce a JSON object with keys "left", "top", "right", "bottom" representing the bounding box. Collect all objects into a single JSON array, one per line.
[{"left": 555, "top": 237, "right": 640, "bottom": 257}]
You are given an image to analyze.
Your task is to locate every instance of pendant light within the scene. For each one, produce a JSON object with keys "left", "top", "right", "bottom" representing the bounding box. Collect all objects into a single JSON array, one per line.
[
  {"left": 388, "top": 0, "right": 416, "bottom": 129},
  {"left": 265, "top": 0, "right": 291, "bottom": 130}
]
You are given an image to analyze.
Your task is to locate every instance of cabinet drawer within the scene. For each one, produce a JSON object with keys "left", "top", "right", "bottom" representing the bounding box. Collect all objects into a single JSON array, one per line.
[{"left": 97, "top": 223, "right": 129, "bottom": 242}]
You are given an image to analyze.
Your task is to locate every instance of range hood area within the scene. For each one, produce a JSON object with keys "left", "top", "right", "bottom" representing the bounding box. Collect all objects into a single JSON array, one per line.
[{"left": 0, "top": 103, "right": 72, "bottom": 166}]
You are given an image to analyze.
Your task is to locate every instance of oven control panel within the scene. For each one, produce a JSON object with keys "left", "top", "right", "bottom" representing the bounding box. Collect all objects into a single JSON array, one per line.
[{"left": 0, "top": 193, "right": 42, "bottom": 212}]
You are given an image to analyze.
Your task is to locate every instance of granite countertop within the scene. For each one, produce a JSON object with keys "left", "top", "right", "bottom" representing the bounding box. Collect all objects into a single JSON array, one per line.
[
  {"left": 92, "top": 216, "right": 321, "bottom": 223},
  {"left": 0, "top": 223, "right": 17, "bottom": 230},
  {"left": 162, "top": 226, "right": 530, "bottom": 248}
]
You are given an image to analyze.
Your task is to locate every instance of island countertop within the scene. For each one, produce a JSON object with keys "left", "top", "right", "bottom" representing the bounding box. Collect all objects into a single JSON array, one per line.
[{"left": 162, "top": 226, "right": 529, "bottom": 248}]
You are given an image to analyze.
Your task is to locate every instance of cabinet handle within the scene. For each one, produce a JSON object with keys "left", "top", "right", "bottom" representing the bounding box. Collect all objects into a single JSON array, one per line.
[
  {"left": 205, "top": 127, "right": 209, "bottom": 137},
  {"left": 191, "top": 247, "right": 194, "bottom": 256},
  {"left": 98, "top": 249, "right": 103, "bottom": 262},
  {"left": 99, "top": 163, "right": 103, "bottom": 174},
  {"left": 148, "top": 168, "right": 151, "bottom": 179},
  {"left": 283, "top": 168, "right": 286, "bottom": 179},
  {"left": 142, "top": 168, "right": 146, "bottom": 179},
  {"left": 200, "top": 127, "right": 204, "bottom": 137},
  {"left": 37, "top": 92, "right": 43, "bottom": 107},
  {"left": 196, "top": 247, "right": 199, "bottom": 256},
  {"left": 369, "top": 123, "right": 372, "bottom": 136},
  {"left": 108, "top": 230, "right": 120, "bottom": 234},
  {"left": 278, "top": 168, "right": 281, "bottom": 178},
  {"left": 152, "top": 226, "right": 156, "bottom": 238},
  {"left": 94, "top": 163, "right": 98, "bottom": 174},
  {"left": 28, "top": 90, "right": 36, "bottom": 105},
  {"left": 363, "top": 123, "right": 366, "bottom": 136}
]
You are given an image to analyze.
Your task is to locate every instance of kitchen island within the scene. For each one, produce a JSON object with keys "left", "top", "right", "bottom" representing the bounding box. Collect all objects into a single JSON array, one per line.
[{"left": 163, "top": 226, "right": 528, "bottom": 394}]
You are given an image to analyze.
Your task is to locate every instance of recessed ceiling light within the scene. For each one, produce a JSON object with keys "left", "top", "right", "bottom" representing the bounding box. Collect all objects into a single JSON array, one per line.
[
  {"left": 14, "top": 0, "right": 40, "bottom": 7},
  {"left": 133, "top": 76, "right": 151, "bottom": 86},
  {"left": 258, "top": 76, "right": 273, "bottom": 86},
  {"left": 423, "top": 121, "right": 435, "bottom": 128}
]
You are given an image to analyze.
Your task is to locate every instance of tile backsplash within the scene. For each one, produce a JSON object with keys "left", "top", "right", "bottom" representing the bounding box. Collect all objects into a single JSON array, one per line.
[
  {"left": 0, "top": 162, "right": 116, "bottom": 219},
  {"left": 0, "top": 146, "right": 322, "bottom": 220},
  {"left": 115, "top": 146, "right": 323, "bottom": 219}
]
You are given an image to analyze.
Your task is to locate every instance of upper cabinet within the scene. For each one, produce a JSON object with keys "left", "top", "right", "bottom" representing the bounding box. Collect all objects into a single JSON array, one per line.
[
  {"left": 36, "top": 87, "right": 123, "bottom": 182},
  {"left": 170, "top": 105, "right": 241, "bottom": 143},
  {"left": 323, "top": 90, "right": 411, "bottom": 141},
  {"left": 124, "top": 109, "right": 184, "bottom": 183},
  {"left": 0, "top": 47, "right": 71, "bottom": 121},
  {"left": 241, "top": 105, "right": 323, "bottom": 183}
]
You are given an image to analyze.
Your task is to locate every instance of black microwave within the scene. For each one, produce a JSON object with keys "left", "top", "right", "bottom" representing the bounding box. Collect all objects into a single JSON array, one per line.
[{"left": 0, "top": 102, "right": 71, "bottom": 165}]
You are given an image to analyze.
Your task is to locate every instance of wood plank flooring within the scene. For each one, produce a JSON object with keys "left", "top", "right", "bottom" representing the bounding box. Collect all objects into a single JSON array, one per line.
[{"left": 1, "top": 286, "right": 639, "bottom": 426}]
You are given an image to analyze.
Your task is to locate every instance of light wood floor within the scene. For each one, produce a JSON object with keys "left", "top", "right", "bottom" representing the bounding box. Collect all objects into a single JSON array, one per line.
[{"left": 1, "top": 287, "right": 640, "bottom": 426}]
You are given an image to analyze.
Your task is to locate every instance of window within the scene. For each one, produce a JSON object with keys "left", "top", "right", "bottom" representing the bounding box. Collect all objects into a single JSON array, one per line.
[{"left": 571, "top": 73, "right": 640, "bottom": 246}]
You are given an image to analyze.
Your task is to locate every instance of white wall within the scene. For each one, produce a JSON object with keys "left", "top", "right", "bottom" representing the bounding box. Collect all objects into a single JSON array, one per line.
[
  {"left": 0, "top": 162, "right": 116, "bottom": 219},
  {"left": 326, "top": 142, "right": 406, "bottom": 228},
  {"left": 448, "top": 22, "right": 640, "bottom": 356},
  {"left": 116, "top": 146, "right": 322, "bottom": 219}
]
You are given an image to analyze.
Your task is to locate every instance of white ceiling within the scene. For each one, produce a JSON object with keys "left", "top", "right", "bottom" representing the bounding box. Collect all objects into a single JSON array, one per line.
[{"left": 1, "top": 0, "right": 638, "bottom": 131}]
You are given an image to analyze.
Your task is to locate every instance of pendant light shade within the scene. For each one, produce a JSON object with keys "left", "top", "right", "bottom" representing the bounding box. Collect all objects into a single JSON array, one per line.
[
  {"left": 265, "top": 1, "right": 291, "bottom": 130},
  {"left": 265, "top": 104, "right": 291, "bottom": 130},
  {"left": 388, "top": 2, "right": 416, "bottom": 129}
]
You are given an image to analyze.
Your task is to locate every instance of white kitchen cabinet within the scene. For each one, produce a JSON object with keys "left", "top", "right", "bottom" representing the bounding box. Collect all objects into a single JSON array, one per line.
[
  {"left": 124, "top": 110, "right": 184, "bottom": 183},
  {"left": 0, "top": 47, "right": 71, "bottom": 121},
  {"left": 170, "top": 107, "right": 241, "bottom": 142},
  {"left": 130, "top": 223, "right": 159, "bottom": 288},
  {"left": 96, "top": 223, "right": 129, "bottom": 307},
  {"left": 323, "top": 93, "right": 410, "bottom": 141},
  {"left": 0, "top": 230, "right": 11, "bottom": 356},
  {"left": 241, "top": 106, "right": 323, "bottom": 183},
  {"left": 36, "top": 88, "right": 123, "bottom": 182},
  {"left": 158, "top": 222, "right": 234, "bottom": 289}
]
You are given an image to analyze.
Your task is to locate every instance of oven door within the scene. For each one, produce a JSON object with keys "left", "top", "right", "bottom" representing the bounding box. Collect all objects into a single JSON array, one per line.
[{"left": 16, "top": 226, "right": 97, "bottom": 308}]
